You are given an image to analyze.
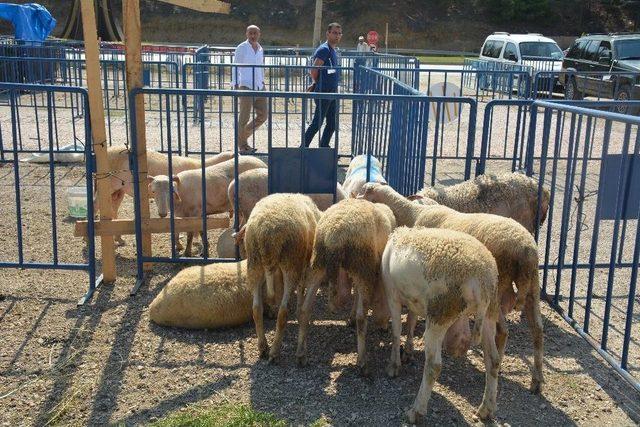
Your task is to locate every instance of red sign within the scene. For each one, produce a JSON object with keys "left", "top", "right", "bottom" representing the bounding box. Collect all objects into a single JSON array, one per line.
[{"left": 367, "top": 31, "right": 379, "bottom": 47}]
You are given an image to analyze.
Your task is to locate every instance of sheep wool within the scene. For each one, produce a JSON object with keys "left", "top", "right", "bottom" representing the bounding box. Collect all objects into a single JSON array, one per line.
[
  {"left": 419, "top": 172, "right": 550, "bottom": 233},
  {"left": 149, "top": 261, "right": 252, "bottom": 329}
]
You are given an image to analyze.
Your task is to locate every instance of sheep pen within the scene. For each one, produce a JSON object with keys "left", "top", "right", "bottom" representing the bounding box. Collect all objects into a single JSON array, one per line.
[{"left": 1, "top": 94, "right": 639, "bottom": 425}]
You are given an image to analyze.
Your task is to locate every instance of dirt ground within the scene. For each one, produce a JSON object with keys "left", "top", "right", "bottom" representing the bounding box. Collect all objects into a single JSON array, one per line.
[{"left": 1, "top": 86, "right": 640, "bottom": 425}]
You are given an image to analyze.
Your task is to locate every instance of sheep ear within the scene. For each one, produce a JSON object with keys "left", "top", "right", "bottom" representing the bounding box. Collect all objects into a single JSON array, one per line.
[
  {"left": 407, "top": 194, "right": 424, "bottom": 201},
  {"left": 146, "top": 176, "right": 155, "bottom": 184},
  {"left": 172, "top": 175, "right": 180, "bottom": 184},
  {"left": 350, "top": 191, "right": 357, "bottom": 199},
  {"left": 173, "top": 189, "right": 182, "bottom": 203}
]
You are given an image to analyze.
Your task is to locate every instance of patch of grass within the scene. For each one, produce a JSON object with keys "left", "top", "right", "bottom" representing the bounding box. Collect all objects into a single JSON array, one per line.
[
  {"left": 417, "top": 55, "right": 475, "bottom": 66},
  {"left": 149, "top": 404, "right": 287, "bottom": 427}
]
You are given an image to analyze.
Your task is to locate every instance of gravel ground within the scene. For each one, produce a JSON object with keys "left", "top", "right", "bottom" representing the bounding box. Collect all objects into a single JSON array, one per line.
[{"left": 1, "top": 87, "right": 640, "bottom": 425}]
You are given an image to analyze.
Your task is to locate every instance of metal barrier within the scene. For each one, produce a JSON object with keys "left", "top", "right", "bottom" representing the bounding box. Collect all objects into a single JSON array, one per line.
[
  {"left": 0, "top": 57, "right": 181, "bottom": 152},
  {"left": 127, "top": 87, "right": 467, "bottom": 281},
  {"left": 354, "top": 66, "right": 477, "bottom": 190},
  {"left": 528, "top": 100, "right": 640, "bottom": 391},
  {"left": 0, "top": 83, "right": 98, "bottom": 305},
  {"left": 463, "top": 58, "right": 533, "bottom": 98}
]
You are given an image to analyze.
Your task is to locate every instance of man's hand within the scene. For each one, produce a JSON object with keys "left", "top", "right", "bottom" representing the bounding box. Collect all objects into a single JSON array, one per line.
[{"left": 307, "top": 82, "right": 316, "bottom": 92}]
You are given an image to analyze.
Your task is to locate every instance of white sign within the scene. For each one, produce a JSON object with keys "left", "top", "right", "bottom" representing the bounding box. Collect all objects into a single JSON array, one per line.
[{"left": 427, "top": 82, "right": 462, "bottom": 125}]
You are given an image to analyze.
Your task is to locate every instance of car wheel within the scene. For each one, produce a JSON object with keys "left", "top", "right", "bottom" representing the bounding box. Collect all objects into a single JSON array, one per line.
[
  {"left": 612, "top": 85, "right": 639, "bottom": 115},
  {"left": 564, "top": 77, "right": 583, "bottom": 100}
]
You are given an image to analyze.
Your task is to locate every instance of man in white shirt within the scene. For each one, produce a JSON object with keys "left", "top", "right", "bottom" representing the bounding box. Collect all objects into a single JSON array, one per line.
[{"left": 232, "top": 25, "right": 267, "bottom": 154}]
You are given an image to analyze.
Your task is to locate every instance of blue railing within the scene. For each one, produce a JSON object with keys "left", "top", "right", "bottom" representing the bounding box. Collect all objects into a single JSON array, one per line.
[{"left": 0, "top": 82, "right": 98, "bottom": 305}]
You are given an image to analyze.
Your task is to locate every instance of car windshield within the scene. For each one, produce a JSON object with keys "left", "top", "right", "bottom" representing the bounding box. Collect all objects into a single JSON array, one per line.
[
  {"left": 615, "top": 39, "right": 640, "bottom": 60},
  {"left": 519, "top": 42, "right": 563, "bottom": 59}
]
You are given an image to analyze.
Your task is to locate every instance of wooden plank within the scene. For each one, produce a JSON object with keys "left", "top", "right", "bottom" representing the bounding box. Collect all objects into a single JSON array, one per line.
[
  {"left": 80, "top": 0, "right": 117, "bottom": 283},
  {"left": 74, "top": 217, "right": 231, "bottom": 238},
  {"left": 123, "top": 0, "right": 153, "bottom": 271},
  {"left": 155, "top": 0, "right": 231, "bottom": 13}
]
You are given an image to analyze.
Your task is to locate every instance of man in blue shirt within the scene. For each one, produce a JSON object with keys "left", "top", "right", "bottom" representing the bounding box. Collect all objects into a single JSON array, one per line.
[{"left": 303, "top": 22, "right": 342, "bottom": 148}]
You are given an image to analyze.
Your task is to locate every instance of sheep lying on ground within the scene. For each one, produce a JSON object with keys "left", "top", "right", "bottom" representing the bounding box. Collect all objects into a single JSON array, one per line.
[
  {"left": 382, "top": 226, "right": 500, "bottom": 422},
  {"left": 149, "top": 261, "right": 252, "bottom": 329},
  {"left": 295, "top": 198, "right": 396, "bottom": 374},
  {"left": 360, "top": 182, "right": 544, "bottom": 393},
  {"left": 148, "top": 156, "right": 266, "bottom": 256},
  {"left": 243, "top": 193, "right": 321, "bottom": 362},
  {"left": 416, "top": 172, "right": 550, "bottom": 233},
  {"left": 99, "top": 146, "right": 234, "bottom": 245},
  {"left": 227, "top": 168, "right": 347, "bottom": 226},
  {"left": 342, "top": 154, "right": 386, "bottom": 196}
]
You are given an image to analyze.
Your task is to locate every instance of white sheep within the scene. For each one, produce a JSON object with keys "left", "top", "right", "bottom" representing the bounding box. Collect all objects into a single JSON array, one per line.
[
  {"left": 415, "top": 172, "right": 551, "bottom": 233},
  {"left": 360, "top": 182, "right": 544, "bottom": 393},
  {"left": 342, "top": 154, "right": 386, "bottom": 196},
  {"left": 382, "top": 226, "right": 500, "bottom": 422},
  {"left": 295, "top": 198, "right": 396, "bottom": 374},
  {"left": 243, "top": 193, "right": 321, "bottom": 362},
  {"left": 149, "top": 260, "right": 252, "bottom": 329},
  {"left": 227, "top": 168, "right": 347, "bottom": 226},
  {"left": 148, "top": 155, "right": 266, "bottom": 256},
  {"left": 98, "top": 146, "right": 234, "bottom": 245}
]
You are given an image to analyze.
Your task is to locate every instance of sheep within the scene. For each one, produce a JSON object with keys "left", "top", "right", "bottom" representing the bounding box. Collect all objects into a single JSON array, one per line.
[
  {"left": 149, "top": 260, "right": 252, "bottom": 329},
  {"left": 416, "top": 172, "right": 551, "bottom": 234},
  {"left": 243, "top": 193, "right": 321, "bottom": 362},
  {"left": 295, "top": 198, "right": 396, "bottom": 374},
  {"left": 98, "top": 146, "right": 234, "bottom": 245},
  {"left": 360, "top": 182, "right": 544, "bottom": 394},
  {"left": 382, "top": 226, "right": 500, "bottom": 422},
  {"left": 148, "top": 155, "right": 266, "bottom": 256},
  {"left": 342, "top": 154, "right": 386, "bottom": 196},
  {"left": 227, "top": 168, "right": 348, "bottom": 226}
]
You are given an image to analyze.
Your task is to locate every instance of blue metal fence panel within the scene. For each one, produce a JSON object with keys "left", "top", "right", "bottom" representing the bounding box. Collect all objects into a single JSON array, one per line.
[
  {"left": 0, "top": 82, "right": 98, "bottom": 305},
  {"left": 527, "top": 100, "right": 640, "bottom": 392}
]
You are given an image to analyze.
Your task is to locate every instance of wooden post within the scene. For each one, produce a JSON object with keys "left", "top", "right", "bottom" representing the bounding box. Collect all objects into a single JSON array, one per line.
[
  {"left": 385, "top": 22, "right": 389, "bottom": 53},
  {"left": 312, "top": 0, "right": 322, "bottom": 48},
  {"left": 80, "top": 0, "right": 117, "bottom": 283},
  {"left": 123, "top": 0, "right": 153, "bottom": 271}
]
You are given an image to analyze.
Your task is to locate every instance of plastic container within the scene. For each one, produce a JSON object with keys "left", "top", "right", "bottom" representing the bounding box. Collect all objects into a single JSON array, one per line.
[{"left": 67, "top": 187, "right": 88, "bottom": 219}]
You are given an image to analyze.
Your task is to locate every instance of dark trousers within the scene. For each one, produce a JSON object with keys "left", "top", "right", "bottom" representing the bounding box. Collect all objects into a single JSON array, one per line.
[{"left": 303, "top": 98, "right": 337, "bottom": 148}]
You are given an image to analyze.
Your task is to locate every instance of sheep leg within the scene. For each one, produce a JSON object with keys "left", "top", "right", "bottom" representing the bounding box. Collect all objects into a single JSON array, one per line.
[
  {"left": 295, "top": 268, "right": 324, "bottom": 367},
  {"left": 184, "top": 232, "right": 194, "bottom": 257},
  {"left": 495, "top": 311, "right": 509, "bottom": 362},
  {"left": 268, "top": 271, "right": 295, "bottom": 363},
  {"left": 524, "top": 288, "right": 544, "bottom": 394},
  {"left": 111, "top": 189, "right": 126, "bottom": 246},
  {"left": 476, "top": 313, "right": 500, "bottom": 420},
  {"left": 385, "top": 297, "right": 403, "bottom": 378},
  {"left": 406, "top": 321, "right": 446, "bottom": 424},
  {"left": 371, "top": 280, "right": 390, "bottom": 331},
  {"left": 198, "top": 231, "right": 209, "bottom": 258},
  {"left": 173, "top": 231, "right": 183, "bottom": 252},
  {"left": 252, "top": 278, "right": 269, "bottom": 359},
  {"left": 355, "top": 286, "right": 370, "bottom": 376},
  {"left": 402, "top": 311, "right": 417, "bottom": 362},
  {"left": 347, "top": 295, "right": 357, "bottom": 328}
]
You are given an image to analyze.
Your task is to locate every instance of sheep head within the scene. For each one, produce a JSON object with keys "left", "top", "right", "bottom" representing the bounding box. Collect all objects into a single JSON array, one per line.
[
  {"left": 357, "top": 181, "right": 392, "bottom": 203},
  {"left": 147, "top": 175, "right": 181, "bottom": 218}
]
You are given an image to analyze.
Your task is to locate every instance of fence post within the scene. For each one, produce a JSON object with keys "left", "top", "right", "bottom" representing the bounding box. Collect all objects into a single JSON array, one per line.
[
  {"left": 80, "top": 0, "right": 116, "bottom": 285},
  {"left": 123, "top": 0, "right": 153, "bottom": 285}
]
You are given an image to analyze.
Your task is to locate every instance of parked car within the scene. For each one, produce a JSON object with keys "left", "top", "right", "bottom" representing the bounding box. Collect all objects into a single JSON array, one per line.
[
  {"left": 560, "top": 33, "right": 640, "bottom": 114},
  {"left": 479, "top": 32, "right": 564, "bottom": 92}
]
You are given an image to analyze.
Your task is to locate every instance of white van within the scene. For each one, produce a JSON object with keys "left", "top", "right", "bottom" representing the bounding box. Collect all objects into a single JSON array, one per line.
[
  {"left": 479, "top": 32, "right": 564, "bottom": 72},
  {"left": 478, "top": 33, "right": 564, "bottom": 92}
]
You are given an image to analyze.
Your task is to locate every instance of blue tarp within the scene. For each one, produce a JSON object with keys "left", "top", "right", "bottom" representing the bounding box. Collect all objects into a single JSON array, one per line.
[{"left": 0, "top": 3, "right": 56, "bottom": 42}]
